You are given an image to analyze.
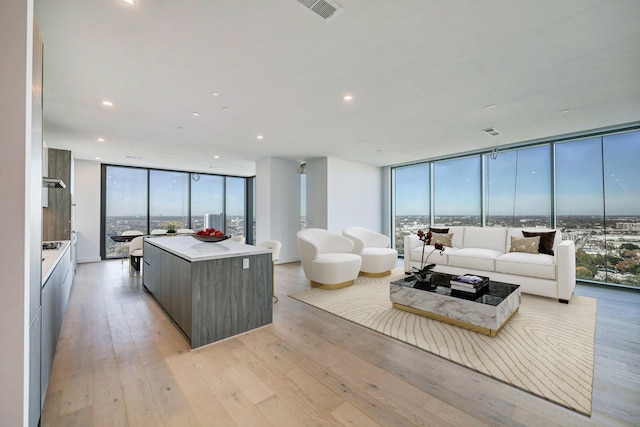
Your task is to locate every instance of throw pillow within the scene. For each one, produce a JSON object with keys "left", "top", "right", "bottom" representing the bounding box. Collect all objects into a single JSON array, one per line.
[
  {"left": 430, "top": 232, "right": 453, "bottom": 248},
  {"left": 522, "top": 230, "right": 556, "bottom": 255},
  {"left": 509, "top": 235, "right": 540, "bottom": 254},
  {"left": 427, "top": 227, "right": 449, "bottom": 244}
]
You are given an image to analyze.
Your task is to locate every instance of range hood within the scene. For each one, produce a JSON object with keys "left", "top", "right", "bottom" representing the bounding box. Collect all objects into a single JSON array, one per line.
[{"left": 43, "top": 178, "right": 66, "bottom": 189}]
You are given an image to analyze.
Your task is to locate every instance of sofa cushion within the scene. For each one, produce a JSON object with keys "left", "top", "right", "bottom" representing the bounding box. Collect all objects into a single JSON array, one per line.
[
  {"left": 507, "top": 228, "right": 562, "bottom": 255},
  {"left": 522, "top": 230, "right": 556, "bottom": 255},
  {"left": 430, "top": 232, "right": 453, "bottom": 248},
  {"left": 496, "top": 252, "right": 556, "bottom": 280},
  {"left": 462, "top": 227, "right": 508, "bottom": 252},
  {"left": 509, "top": 235, "right": 540, "bottom": 254},
  {"left": 447, "top": 248, "right": 503, "bottom": 271},
  {"left": 427, "top": 227, "right": 449, "bottom": 244}
]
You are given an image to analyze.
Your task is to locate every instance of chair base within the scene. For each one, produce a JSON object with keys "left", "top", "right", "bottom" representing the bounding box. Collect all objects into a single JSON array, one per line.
[
  {"left": 310, "top": 279, "right": 354, "bottom": 290},
  {"left": 129, "top": 255, "right": 142, "bottom": 278},
  {"left": 359, "top": 270, "right": 391, "bottom": 278}
]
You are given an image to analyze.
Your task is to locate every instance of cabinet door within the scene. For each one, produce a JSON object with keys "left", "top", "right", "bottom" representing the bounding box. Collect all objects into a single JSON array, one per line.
[
  {"left": 143, "top": 242, "right": 158, "bottom": 294},
  {"left": 169, "top": 256, "right": 192, "bottom": 339},
  {"left": 157, "top": 252, "right": 172, "bottom": 309},
  {"left": 41, "top": 279, "right": 54, "bottom": 406},
  {"left": 29, "top": 308, "right": 42, "bottom": 426}
]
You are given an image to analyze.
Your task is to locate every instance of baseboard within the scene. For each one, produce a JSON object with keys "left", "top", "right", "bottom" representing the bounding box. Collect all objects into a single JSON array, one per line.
[
  {"left": 275, "top": 256, "right": 300, "bottom": 265},
  {"left": 78, "top": 257, "right": 101, "bottom": 264}
]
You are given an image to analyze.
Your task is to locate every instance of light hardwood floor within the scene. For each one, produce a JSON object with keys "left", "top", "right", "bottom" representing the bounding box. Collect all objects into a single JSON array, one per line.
[{"left": 42, "top": 260, "right": 640, "bottom": 426}]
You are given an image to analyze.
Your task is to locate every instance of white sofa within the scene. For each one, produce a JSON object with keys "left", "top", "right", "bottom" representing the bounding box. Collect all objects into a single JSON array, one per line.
[{"left": 404, "top": 226, "right": 576, "bottom": 303}]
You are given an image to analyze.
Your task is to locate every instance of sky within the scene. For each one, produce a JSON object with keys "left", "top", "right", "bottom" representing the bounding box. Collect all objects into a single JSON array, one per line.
[{"left": 395, "top": 130, "right": 640, "bottom": 217}]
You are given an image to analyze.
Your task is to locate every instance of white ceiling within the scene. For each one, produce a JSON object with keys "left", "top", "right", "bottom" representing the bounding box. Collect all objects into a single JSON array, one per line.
[{"left": 35, "top": 0, "right": 640, "bottom": 177}]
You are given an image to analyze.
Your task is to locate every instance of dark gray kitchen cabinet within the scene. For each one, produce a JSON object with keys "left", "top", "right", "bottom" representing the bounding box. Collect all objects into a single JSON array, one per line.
[
  {"left": 142, "top": 239, "right": 272, "bottom": 348},
  {"left": 169, "top": 255, "right": 192, "bottom": 339},
  {"left": 40, "top": 246, "right": 71, "bottom": 407}
]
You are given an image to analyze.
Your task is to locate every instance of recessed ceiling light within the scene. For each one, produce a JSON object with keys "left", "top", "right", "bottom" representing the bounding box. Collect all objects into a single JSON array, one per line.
[
  {"left": 211, "top": 92, "right": 220, "bottom": 96},
  {"left": 192, "top": 112, "right": 200, "bottom": 116},
  {"left": 102, "top": 100, "right": 113, "bottom": 107},
  {"left": 343, "top": 95, "right": 353, "bottom": 101},
  {"left": 97, "top": 138, "right": 105, "bottom": 142},
  {"left": 257, "top": 135, "right": 264, "bottom": 140},
  {"left": 561, "top": 108, "right": 570, "bottom": 113},
  {"left": 214, "top": 155, "right": 220, "bottom": 159},
  {"left": 222, "top": 107, "right": 230, "bottom": 111},
  {"left": 95, "top": 157, "right": 101, "bottom": 160},
  {"left": 484, "top": 104, "right": 497, "bottom": 110},
  {"left": 122, "top": 0, "right": 133, "bottom": 4}
]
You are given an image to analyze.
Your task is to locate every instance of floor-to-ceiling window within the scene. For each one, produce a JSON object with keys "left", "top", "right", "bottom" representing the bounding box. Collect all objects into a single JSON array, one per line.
[
  {"left": 391, "top": 126, "right": 640, "bottom": 288},
  {"left": 190, "top": 174, "right": 224, "bottom": 230},
  {"left": 433, "top": 156, "right": 481, "bottom": 226},
  {"left": 149, "top": 170, "right": 189, "bottom": 231},
  {"left": 225, "top": 176, "right": 246, "bottom": 238},
  {"left": 484, "top": 145, "right": 551, "bottom": 227},
  {"left": 394, "top": 164, "right": 430, "bottom": 256},
  {"left": 556, "top": 137, "right": 605, "bottom": 282},
  {"left": 556, "top": 132, "right": 640, "bottom": 287},
  {"left": 101, "top": 165, "right": 251, "bottom": 259},
  {"left": 104, "top": 167, "right": 148, "bottom": 258},
  {"left": 603, "top": 132, "right": 640, "bottom": 285}
]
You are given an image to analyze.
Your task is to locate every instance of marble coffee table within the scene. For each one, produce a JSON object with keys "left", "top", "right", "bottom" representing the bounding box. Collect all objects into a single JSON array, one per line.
[{"left": 390, "top": 273, "right": 520, "bottom": 337}]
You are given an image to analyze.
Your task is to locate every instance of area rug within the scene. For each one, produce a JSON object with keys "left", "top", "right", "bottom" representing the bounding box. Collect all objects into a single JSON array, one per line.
[{"left": 289, "top": 268, "right": 596, "bottom": 416}]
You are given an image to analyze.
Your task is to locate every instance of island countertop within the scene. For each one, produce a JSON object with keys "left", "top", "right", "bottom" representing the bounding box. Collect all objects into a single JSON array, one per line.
[{"left": 145, "top": 235, "right": 270, "bottom": 262}]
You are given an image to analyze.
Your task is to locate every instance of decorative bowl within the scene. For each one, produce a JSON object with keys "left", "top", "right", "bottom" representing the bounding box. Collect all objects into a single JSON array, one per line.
[{"left": 191, "top": 234, "right": 230, "bottom": 243}]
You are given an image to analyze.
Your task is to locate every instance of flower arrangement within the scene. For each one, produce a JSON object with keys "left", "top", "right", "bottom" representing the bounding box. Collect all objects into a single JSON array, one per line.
[
  {"left": 163, "top": 220, "right": 182, "bottom": 234},
  {"left": 412, "top": 229, "right": 445, "bottom": 282}
]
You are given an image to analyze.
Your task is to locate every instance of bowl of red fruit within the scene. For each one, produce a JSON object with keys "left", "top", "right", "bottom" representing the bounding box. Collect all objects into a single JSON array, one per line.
[{"left": 191, "top": 228, "right": 230, "bottom": 242}]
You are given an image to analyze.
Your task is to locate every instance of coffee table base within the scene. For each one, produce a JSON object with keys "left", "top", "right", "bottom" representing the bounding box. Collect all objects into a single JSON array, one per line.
[{"left": 392, "top": 302, "right": 519, "bottom": 337}]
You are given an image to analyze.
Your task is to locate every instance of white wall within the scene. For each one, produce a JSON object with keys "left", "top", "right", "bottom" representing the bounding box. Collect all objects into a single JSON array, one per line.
[
  {"left": 305, "top": 157, "right": 328, "bottom": 229},
  {"left": 305, "top": 157, "right": 384, "bottom": 235},
  {"left": 256, "top": 157, "right": 301, "bottom": 263},
  {"left": 0, "top": 1, "right": 34, "bottom": 425},
  {"left": 74, "top": 160, "right": 101, "bottom": 263}
]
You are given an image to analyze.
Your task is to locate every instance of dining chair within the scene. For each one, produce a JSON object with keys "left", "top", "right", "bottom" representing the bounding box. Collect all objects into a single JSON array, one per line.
[
  {"left": 121, "top": 230, "right": 143, "bottom": 264},
  {"left": 128, "top": 236, "right": 144, "bottom": 277}
]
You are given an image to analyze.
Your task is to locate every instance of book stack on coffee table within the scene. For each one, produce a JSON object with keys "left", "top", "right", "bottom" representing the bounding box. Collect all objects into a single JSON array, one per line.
[{"left": 450, "top": 274, "right": 489, "bottom": 294}]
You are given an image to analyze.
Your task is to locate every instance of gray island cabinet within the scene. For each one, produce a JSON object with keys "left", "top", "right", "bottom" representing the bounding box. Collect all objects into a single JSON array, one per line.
[{"left": 143, "top": 236, "right": 273, "bottom": 349}]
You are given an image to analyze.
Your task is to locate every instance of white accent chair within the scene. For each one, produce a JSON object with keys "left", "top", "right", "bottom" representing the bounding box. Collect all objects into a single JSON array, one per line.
[
  {"left": 343, "top": 226, "right": 398, "bottom": 277},
  {"left": 297, "top": 228, "right": 362, "bottom": 290},
  {"left": 256, "top": 240, "right": 282, "bottom": 303}
]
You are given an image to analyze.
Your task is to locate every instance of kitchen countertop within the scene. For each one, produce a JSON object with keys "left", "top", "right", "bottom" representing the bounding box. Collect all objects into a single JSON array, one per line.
[
  {"left": 42, "top": 240, "right": 70, "bottom": 284},
  {"left": 145, "top": 235, "right": 270, "bottom": 262}
]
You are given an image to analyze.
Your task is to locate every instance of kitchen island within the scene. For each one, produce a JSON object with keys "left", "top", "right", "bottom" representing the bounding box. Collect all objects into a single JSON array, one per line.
[{"left": 143, "top": 236, "right": 273, "bottom": 349}]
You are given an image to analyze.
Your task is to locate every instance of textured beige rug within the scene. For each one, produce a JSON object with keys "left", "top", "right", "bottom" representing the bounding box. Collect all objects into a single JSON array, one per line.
[{"left": 290, "top": 268, "right": 596, "bottom": 416}]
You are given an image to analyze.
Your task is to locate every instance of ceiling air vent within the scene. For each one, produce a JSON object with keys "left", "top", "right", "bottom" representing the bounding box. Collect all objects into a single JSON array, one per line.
[
  {"left": 297, "top": 0, "right": 341, "bottom": 20},
  {"left": 483, "top": 127, "right": 502, "bottom": 136}
]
